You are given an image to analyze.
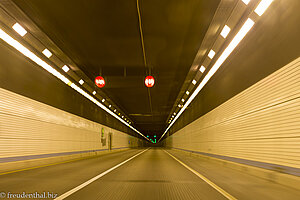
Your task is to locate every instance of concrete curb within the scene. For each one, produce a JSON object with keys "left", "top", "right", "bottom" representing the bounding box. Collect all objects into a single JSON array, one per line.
[{"left": 0, "top": 148, "right": 129, "bottom": 175}]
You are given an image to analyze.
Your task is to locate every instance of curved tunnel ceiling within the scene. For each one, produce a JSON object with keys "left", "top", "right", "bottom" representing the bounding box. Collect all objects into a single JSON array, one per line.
[{"left": 12, "top": 0, "right": 221, "bottom": 137}]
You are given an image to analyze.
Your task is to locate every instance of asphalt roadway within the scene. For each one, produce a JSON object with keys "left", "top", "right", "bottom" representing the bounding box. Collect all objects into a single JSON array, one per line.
[{"left": 1, "top": 148, "right": 300, "bottom": 200}]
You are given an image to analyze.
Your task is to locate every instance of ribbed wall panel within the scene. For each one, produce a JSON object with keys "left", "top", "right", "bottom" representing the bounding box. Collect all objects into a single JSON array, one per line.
[
  {"left": 0, "top": 88, "right": 139, "bottom": 159},
  {"left": 166, "top": 57, "right": 300, "bottom": 169}
]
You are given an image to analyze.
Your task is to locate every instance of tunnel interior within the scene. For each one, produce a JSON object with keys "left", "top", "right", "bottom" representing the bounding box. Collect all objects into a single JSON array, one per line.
[{"left": 0, "top": 0, "right": 300, "bottom": 199}]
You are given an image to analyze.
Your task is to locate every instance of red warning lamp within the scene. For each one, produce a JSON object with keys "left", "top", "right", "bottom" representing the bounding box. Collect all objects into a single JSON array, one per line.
[
  {"left": 95, "top": 76, "right": 105, "bottom": 88},
  {"left": 145, "top": 76, "right": 155, "bottom": 88}
]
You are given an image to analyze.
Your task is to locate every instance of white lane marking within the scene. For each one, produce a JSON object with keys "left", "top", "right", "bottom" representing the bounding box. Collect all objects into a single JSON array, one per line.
[
  {"left": 55, "top": 148, "right": 149, "bottom": 200},
  {"left": 164, "top": 150, "right": 237, "bottom": 200}
]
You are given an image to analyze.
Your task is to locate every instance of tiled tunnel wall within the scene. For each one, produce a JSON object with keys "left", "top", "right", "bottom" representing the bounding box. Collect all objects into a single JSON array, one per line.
[
  {"left": 164, "top": 57, "right": 300, "bottom": 175},
  {"left": 0, "top": 87, "right": 143, "bottom": 162}
]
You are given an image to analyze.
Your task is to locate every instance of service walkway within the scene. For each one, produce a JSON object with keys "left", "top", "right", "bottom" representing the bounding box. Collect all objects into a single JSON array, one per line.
[{"left": 1, "top": 148, "right": 300, "bottom": 200}]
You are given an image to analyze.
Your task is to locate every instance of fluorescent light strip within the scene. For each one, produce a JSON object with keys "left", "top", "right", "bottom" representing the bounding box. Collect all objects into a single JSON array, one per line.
[
  {"left": 62, "top": 65, "right": 70, "bottom": 72},
  {"left": 208, "top": 50, "right": 215, "bottom": 59},
  {"left": 12, "top": 23, "right": 27, "bottom": 36},
  {"left": 0, "top": 27, "right": 149, "bottom": 141},
  {"left": 42, "top": 48, "right": 52, "bottom": 58},
  {"left": 199, "top": 65, "right": 206, "bottom": 73},
  {"left": 79, "top": 79, "right": 84, "bottom": 85},
  {"left": 220, "top": 25, "right": 231, "bottom": 38},
  {"left": 242, "top": 0, "right": 251, "bottom": 5},
  {"left": 255, "top": 0, "right": 273, "bottom": 16},
  {"left": 159, "top": 18, "right": 255, "bottom": 142}
]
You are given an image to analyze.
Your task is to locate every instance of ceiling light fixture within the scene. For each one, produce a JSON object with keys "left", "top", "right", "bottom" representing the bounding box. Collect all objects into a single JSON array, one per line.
[
  {"left": 42, "top": 48, "right": 52, "bottom": 58},
  {"left": 199, "top": 65, "right": 206, "bottom": 73},
  {"left": 220, "top": 25, "right": 231, "bottom": 38},
  {"left": 12, "top": 23, "right": 27, "bottom": 36},
  {"left": 208, "top": 50, "right": 215, "bottom": 59},
  {"left": 102, "top": 99, "right": 105, "bottom": 102},
  {"left": 186, "top": 91, "right": 190, "bottom": 95},
  {"left": 92, "top": 91, "right": 96, "bottom": 95},
  {"left": 79, "top": 79, "right": 84, "bottom": 85},
  {"left": 0, "top": 27, "right": 149, "bottom": 141},
  {"left": 159, "top": 18, "right": 255, "bottom": 142},
  {"left": 62, "top": 65, "right": 69, "bottom": 72},
  {"left": 255, "top": 0, "right": 273, "bottom": 16},
  {"left": 242, "top": 0, "right": 251, "bottom": 5},
  {"left": 192, "top": 80, "right": 197, "bottom": 85},
  {"left": 181, "top": 99, "right": 185, "bottom": 102}
]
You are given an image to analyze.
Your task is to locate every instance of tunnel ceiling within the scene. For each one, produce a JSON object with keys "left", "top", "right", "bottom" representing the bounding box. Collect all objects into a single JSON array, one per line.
[{"left": 12, "top": 0, "right": 220, "bottom": 137}]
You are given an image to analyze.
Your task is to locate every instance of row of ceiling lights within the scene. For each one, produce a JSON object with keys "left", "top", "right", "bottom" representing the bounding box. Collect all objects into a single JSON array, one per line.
[
  {"left": 168, "top": 26, "right": 229, "bottom": 123},
  {"left": 1, "top": 20, "right": 151, "bottom": 140},
  {"left": 163, "top": 0, "right": 274, "bottom": 141},
  {"left": 168, "top": 24, "right": 233, "bottom": 124},
  {"left": 12, "top": 23, "right": 132, "bottom": 124}
]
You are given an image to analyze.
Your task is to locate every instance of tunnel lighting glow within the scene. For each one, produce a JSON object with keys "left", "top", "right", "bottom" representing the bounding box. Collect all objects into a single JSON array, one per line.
[
  {"left": 159, "top": 18, "right": 255, "bottom": 142},
  {"left": 192, "top": 79, "right": 197, "bottom": 85},
  {"left": 199, "top": 65, "right": 206, "bottom": 73},
  {"left": 178, "top": 104, "right": 182, "bottom": 108},
  {"left": 181, "top": 99, "right": 185, "bottom": 102},
  {"left": 220, "top": 25, "right": 231, "bottom": 38},
  {"left": 0, "top": 27, "right": 150, "bottom": 141},
  {"left": 186, "top": 91, "right": 190, "bottom": 95},
  {"left": 255, "top": 0, "right": 273, "bottom": 16},
  {"left": 242, "top": 0, "right": 251, "bottom": 5},
  {"left": 114, "top": 109, "right": 116, "bottom": 112},
  {"left": 109, "top": 105, "right": 111, "bottom": 108},
  {"left": 92, "top": 91, "right": 96, "bottom": 95},
  {"left": 12, "top": 23, "right": 27, "bottom": 36},
  {"left": 122, "top": 116, "right": 124, "bottom": 118},
  {"left": 62, "top": 65, "right": 70, "bottom": 72},
  {"left": 79, "top": 79, "right": 84, "bottom": 85},
  {"left": 208, "top": 50, "right": 215, "bottom": 59},
  {"left": 42, "top": 48, "right": 52, "bottom": 58},
  {"left": 102, "top": 99, "right": 105, "bottom": 102},
  {"left": 173, "top": 112, "right": 176, "bottom": 115}
]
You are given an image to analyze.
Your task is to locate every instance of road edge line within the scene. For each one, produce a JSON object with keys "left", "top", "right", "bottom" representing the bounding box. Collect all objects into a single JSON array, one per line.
[
  {"left": 164, "top": 150, "right": 237, "bottom": 200},
  {"left": 55, "top": 148, "right": 150, "bottom": 200}
]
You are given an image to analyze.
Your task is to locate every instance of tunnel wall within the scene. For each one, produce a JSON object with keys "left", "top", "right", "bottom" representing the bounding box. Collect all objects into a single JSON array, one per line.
[
  {"left": 165, "top": 57, "right": 300, "bottom": 174},
  {"left": 0, "top": 87, "right": 142, "bottom": 173}
]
